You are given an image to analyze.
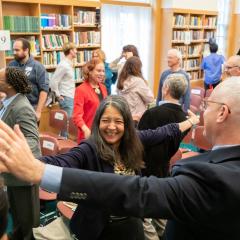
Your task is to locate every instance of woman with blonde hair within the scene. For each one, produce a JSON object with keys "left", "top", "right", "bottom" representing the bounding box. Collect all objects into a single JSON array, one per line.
[
  {"left": 117, "top": 56, "right": 154, "bottom": 123},
  {"left": 92, "top": 49, "right": 113, "bottom": 95}
]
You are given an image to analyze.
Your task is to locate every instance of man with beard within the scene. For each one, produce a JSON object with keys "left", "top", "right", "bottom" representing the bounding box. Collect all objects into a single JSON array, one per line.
[{"left": 8, "top": 38, "right": 49, "bottom": 122}]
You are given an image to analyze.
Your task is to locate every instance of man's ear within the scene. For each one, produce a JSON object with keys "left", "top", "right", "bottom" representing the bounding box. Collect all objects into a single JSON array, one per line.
[{"left": 216, "top": 105, "right": 229, "bottom": 123}]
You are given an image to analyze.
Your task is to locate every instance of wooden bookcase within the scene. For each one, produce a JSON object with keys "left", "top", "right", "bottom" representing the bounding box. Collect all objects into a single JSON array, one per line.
[
  {"left": 0, "top": 0, "right": 101, "bottom": 83},
  {"left": 160, "top": 9, "right": 218, "bottom": 87}
]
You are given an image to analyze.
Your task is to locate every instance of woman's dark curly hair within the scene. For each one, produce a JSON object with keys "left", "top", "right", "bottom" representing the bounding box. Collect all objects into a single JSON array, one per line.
[{"left": 5, "top": 67, "right": 32, "bottom": 94}]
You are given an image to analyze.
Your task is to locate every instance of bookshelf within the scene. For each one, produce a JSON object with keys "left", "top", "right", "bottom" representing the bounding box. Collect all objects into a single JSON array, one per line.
[
  {"left": 0, "top": 0, "right": 101, "bottom": 83},
  {"left": 160, "top": 9, "right": 218, "bottom": 87}
]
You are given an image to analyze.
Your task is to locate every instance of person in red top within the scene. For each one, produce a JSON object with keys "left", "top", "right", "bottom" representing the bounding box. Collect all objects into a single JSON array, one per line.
[{"left": 73, "top": 59, "right": 108, "bottom": 143}]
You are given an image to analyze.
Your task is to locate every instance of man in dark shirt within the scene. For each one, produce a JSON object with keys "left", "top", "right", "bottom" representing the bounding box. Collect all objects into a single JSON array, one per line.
[
  {"left": 139, "top": 73, "right": 188, "bottom": 178},
  {"left": 139, "top": 73, "right": 188, "bottom": 240},
  {"left": 8, "top": 38, "right": 49, "bottom": 121}
]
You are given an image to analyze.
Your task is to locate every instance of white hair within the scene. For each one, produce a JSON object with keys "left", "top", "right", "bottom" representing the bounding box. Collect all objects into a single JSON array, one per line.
[{"left": 168, "top": 48, "right": 183, "bottom": 62}]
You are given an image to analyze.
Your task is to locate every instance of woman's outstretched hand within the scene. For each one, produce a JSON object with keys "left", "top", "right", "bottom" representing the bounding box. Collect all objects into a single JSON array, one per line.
[
  {"left": 0, "top": 120, "right": 44, "bottom": 184},
  {"left": 178, "top": 110, "right": 200, "bottom": 132}
]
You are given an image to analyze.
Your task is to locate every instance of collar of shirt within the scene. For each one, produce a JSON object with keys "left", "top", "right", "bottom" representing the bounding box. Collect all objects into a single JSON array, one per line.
[
  {"left": 2, "top": 93, "right": 20, "bottom": 109},
  {"left": 212, "top": 144, "right": 240, "bottom": 151},
  {"left": 158, "top": 100, "right": 180, "bottom": 106},
  {"left": 17, "top": 55, "right": 33, "bottom": 67},
  {"left": 63, "top": 57, "right": 74, "bottom": 67}
]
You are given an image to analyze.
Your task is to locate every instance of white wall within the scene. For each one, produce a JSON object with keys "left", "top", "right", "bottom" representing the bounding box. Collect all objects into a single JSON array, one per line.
[{"left": 162, "top": 0, "right": 218, "bottom": 11}]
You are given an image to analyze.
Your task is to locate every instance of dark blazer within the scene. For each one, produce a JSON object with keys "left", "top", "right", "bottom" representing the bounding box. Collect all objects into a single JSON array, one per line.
[
  {"left": 58, "top": 146, "right": 240, "bottom": 240},
  {"left": 42, "top": 123, "right": 181, "bottom": 240},
  {"left": 2, "top": 94, "right": 41, "bottom": 186},
  {"left": 138, "top": 103, "right": 187, "bottom": 177}
]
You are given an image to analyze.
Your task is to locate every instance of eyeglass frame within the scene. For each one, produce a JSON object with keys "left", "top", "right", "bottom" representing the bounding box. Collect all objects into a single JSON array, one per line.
[
  {"left": 202, "top": 98, "right": 231, "bottom": 114},
  {"left": 224, "top": 65, "right": 240, "bottom": 71}
]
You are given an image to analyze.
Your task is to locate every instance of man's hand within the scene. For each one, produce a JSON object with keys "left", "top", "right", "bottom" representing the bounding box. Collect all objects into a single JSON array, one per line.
[{"left": 0, "top": 121, "right": 45, "bottom": 183}]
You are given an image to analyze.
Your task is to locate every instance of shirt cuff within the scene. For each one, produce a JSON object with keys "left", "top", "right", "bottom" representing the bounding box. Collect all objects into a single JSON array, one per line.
[{"left": 40, "top": 164, "right": 63, "bottom": 193}]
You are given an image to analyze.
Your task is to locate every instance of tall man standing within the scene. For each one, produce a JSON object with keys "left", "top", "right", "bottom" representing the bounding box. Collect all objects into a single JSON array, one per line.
[
  {"left": 156, "top": 49, "right": 190, "bottom": 112},
  {"left": 8, "top": 38, "right": 49, "bottom": 121}
]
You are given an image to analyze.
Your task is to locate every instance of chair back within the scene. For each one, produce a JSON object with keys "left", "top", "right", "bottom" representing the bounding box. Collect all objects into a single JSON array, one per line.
[
  {"left": 169, "top": 149, "right": 182, "bottom": 168},
  {"left": 193, "top": 126, "right": 213, "bottom": 150},
  {"left": 40, "top": 134, "right": 59, "bottom": 156},
  {"left": 205, "top": 89, "right": 213, "bottom": 98},
  {"left": 68, "top": 117, "right": 78, "bottom": 141},
  {"left": 190, "top": 94, "right": 202, "bottom": 112},
  {"left": 199, "top": 111, "right": 204, "bottom": 126},
  {"left": 182, "top": 128, "right": 193, "bottom": 144},
  {"left": 49, "top": 110, "right": 68, "bottom": 134},
  {"left": 191, "top": 87, "right": 205, "bottom": 99}
]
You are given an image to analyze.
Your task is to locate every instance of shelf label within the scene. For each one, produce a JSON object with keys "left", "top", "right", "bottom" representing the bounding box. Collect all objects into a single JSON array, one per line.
[{"left": 0, "top": 30, "right": 11, "bottom": 51}]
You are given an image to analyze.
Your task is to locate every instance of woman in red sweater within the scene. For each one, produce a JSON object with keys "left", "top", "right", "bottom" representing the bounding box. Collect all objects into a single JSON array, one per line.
[{"left": 73, "top": 59, "right": 108, "bottom": 143}]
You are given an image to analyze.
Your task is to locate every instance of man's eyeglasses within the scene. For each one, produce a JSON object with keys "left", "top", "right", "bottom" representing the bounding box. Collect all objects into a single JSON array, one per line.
[
  {"left": 224, "top": 65, "right": 240, "bottom": 70},
  {"left": 202, "top": 99, "right": 231, "bottom": 113}
]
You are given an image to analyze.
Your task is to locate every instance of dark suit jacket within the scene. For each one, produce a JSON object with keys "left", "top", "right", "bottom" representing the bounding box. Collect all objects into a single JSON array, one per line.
[
  {"left": 1, "top": 94, "right": 41, "bottom": 186},
  {"left": 42, "top": 123, "right": 181, "bottom": 240},
  {"left": 138, "top": 103, "right": 187, "bottom": 177},
  {"left": 58, "top": 146, "right": 240, "bottom": 240}
]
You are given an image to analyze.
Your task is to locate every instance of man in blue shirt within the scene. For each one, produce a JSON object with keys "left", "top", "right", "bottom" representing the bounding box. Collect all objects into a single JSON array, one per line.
[
  {"left": 156, "top": 49, "right": 190, "bottom": 112},
  {"left": 201, "top": 43, "right": 225, "bottom": 90},
  {"left": 8, "top": 38, "right": 49, "bottom": 122}
]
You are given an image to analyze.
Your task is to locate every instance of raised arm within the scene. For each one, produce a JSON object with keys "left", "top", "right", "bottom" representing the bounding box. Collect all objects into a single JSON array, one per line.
[{"left": 138, "top": 110, "right": 199, "bottom": 146}]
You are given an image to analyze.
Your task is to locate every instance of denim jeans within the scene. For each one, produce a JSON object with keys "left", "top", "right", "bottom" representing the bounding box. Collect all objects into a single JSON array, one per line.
[
  {"left": 59, "top": 96, "right": 74, "bottom": 118},
  {"left": 59, "top": 96, "right": 74, "bottom": 138}
]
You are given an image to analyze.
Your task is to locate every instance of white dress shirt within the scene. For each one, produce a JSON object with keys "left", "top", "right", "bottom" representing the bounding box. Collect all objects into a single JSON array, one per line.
[{"left": 50, "top": 58, "right": 75, "bottom": 98}]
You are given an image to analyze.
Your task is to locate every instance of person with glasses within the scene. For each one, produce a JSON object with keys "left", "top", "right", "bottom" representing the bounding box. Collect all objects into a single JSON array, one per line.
[
  {"left": 224, "top": 55, "right": 240, "bottom": 77},
  {"left": 0, "top": 95, "right": 198, "bottom": 240},
  {"left": 2, "top": 78, "right": 240, "bottom": 240}
]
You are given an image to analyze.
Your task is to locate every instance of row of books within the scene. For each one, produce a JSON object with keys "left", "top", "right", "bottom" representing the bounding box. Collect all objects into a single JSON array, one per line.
[
  {"left": 189, "top": 71, "right": 201, "bottom": 80},
  {"left": 183, "top": 59, "right": 200, "bottom": 70},
  {"left": 74, "top": 68, "right": 84, "bottom": 82},
  {"left": 73, "top": 11, "right": 96, "bottom": 25},
  {"left": 6, "top": 36, "right": 40, "bottom": 56},
  {"left": 173, "top": 45, "right": 202, "bottom": 56},
  {"left": 43, "top": 51, "right": 64, "bottom": 67},
  {"left": 189, "top": 16, "right": 202, "bottom": 27},
  {"left": 203, "top": 17, "right": 217, "bottom": 27},
  {"left": 42, "top": 34, "right": 69, "bottom": 49},
  {"left": 73, "top": 31, "right": 101, "bottom": 46},
  {"left": 188, "top": 45, "right": 201, "bottom": 55},
  {"left": 173, "top": 14, "right": 187, "bottom": 26},
  {"left": 75, "top": 50, "right": 93, "bottom": 64},
  {"left": 172, "top": 31, "right": 186, "bottom": 41},
  {"left": 174, "top": 46, "right": 186, "bottom": 56},
  {"left": 4, "top": 16, "right": 39, "bottom": 32},
  {"left": 189, "top": 30, "right": 203, "bottom": 40},
  {"left": 173, "top": 31, "right": 213, "bottom": 41},
  {"left": 173, "top": 14, "right": 217, "bottom": 28},
  {"left": 41, "top": 14, "right": 71, "bottom": 29},
  {"left": 204, "top": 31, "right": 216, "bottom": 40}
]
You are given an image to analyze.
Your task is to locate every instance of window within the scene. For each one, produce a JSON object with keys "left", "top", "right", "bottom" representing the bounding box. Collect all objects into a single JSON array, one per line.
[
  {"left": 101, "top": 4, "right": 153, "bottom": 88},
  {"left": 216, "top": 0, "right": 232, "bottom": 56}
]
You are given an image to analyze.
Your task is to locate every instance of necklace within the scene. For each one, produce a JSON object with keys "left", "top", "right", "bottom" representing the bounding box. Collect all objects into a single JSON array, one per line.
[{"left": 94, "top": 87, "right": 100, "bottom": 94}]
